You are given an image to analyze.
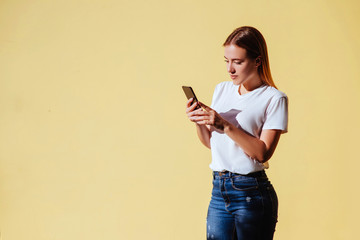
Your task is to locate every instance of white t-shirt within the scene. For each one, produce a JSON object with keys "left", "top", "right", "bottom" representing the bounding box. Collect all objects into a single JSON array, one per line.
[{"left": 209, "top": 81, "right": 288, "bottom": 174}]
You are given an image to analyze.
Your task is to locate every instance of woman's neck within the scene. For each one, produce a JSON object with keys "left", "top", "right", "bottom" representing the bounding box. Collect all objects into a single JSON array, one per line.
[{"left": 239, "top": 77, "right": 263, "bottom": 95}]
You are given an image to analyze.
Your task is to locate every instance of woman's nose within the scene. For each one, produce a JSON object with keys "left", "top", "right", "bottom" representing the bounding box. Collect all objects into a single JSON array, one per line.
[{"left": 227, "top": 64, "right": 235, "bottom": 74}]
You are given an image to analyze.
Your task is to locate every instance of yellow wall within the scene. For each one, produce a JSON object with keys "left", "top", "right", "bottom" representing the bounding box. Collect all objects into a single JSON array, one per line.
[{"left": 1, "top": 0, "right": 359, "bottom": 239}]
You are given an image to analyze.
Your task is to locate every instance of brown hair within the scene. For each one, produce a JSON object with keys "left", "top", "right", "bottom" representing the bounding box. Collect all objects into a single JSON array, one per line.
[{"left": 223, "top": 26, "right": 277, "bottom": 88}]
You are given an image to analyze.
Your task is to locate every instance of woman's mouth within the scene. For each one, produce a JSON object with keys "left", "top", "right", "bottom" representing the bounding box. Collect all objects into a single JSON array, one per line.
[{"left": 230, "top": 75, "right": 238, "bottom": 79}]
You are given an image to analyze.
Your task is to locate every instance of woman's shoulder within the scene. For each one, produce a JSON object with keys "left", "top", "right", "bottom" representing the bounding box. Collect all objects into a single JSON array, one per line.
[
  {"left": 211, "top": 81, "right": 234, "bottom": 103},
  {"left": 263, "top": 85, "right": 288, "bottom": 100},
  {"left": 213, "top": 81, "right": 234, "bottom": 93}
]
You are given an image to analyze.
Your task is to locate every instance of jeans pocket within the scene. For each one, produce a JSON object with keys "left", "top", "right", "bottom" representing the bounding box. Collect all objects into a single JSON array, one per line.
[{"left": 230, "top": 177, "right": 259, "bottom": 191}]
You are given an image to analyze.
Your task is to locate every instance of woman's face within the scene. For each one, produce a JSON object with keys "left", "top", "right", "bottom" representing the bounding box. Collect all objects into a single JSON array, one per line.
[{"left": 224, "top": 44, "right": 258, "bottom": 86}]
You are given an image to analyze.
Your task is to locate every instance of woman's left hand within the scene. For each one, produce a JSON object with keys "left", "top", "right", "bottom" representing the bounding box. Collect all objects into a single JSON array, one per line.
[{"left": 188, "top": 102, "right": 229, "bottom": 131}]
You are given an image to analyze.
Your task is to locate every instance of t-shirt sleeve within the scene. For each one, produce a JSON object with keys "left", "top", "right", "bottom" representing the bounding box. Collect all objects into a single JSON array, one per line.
[
  {"left": 210, "top": 83, "right": 221, "bottom": 108},
  {"left": 263, "top": 96, "right": 289, "bottom": 133}
]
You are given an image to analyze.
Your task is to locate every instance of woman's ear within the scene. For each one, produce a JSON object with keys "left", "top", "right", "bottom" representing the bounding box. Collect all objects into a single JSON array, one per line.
[{"left": 255, "top": 56, "right": 262, "bottom": 67}]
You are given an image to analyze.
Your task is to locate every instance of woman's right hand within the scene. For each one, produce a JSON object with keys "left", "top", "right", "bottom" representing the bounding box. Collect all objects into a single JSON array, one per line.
[
  {"left": 185, "top": 98, "right": 211, "bottom": 148},
  {"left": 186, "top": 98, "right": 202, "bottom": 123}
]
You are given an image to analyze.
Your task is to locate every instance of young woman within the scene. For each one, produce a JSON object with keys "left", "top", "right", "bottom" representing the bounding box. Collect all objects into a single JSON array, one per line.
[{"left": 186, "top": 26, "right": 288, "bottom": 240}]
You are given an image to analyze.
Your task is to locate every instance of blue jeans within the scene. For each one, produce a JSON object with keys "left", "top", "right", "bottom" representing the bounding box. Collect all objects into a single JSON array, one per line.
[{"left": 206, "top": 171, "right": 278, "bottom": 240}]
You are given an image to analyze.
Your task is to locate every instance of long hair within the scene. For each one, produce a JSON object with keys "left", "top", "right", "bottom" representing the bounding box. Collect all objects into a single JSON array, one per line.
[{"left": 223, "top": 26, "right": 277, "bottom": 88}]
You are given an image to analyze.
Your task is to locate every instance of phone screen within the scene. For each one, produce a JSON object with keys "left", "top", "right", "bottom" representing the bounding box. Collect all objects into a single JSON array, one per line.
[{"left": 182, "top": 86, "right": 200, "bottom": 109}]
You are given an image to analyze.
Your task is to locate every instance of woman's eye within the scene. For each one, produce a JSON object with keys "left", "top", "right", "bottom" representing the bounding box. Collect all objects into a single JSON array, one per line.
[
  {"left": 224, "top": 60, "right": 229, "bottom": 63},
  {"left": 234, "top": 61, "right": 242, "bottom": 65}
]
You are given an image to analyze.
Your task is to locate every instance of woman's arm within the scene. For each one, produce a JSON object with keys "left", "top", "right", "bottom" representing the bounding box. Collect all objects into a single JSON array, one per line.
[
  {"left": 224, "top": 125, "right": 282, "bottom": 163},
  {"left": 195, "top": 123, "right": 211, "bottom": 149},
  {"left": 186, "top": 99, "right": 211, "bottom": 149},
  {"left": 193, "top": 102, "right": 282, "bottom": 163}
]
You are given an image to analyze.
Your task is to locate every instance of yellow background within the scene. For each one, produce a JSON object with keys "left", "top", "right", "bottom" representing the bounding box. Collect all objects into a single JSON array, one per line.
[{"left": 1, "top": 0, "right": 359, "bottom": 239}]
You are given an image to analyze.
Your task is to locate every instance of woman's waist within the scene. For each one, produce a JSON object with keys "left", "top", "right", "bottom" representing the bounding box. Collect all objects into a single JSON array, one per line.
[{"left": 212, "top": 170, "right": 267, "bottom": 180}]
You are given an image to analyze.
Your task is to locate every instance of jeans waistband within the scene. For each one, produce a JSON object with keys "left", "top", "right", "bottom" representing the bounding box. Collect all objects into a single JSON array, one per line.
[{"left": 213, "top": 170, "right": 267, "bottom": 179}]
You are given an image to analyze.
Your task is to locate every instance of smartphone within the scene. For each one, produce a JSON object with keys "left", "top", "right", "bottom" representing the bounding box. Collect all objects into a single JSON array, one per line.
[{"left": 182, "top": 86, "right": 201, "bottom": 109}]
